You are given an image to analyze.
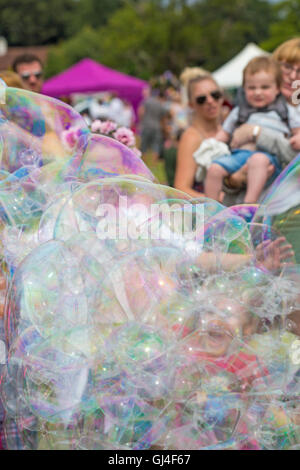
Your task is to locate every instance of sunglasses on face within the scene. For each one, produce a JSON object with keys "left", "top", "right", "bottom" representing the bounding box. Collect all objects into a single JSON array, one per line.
[
  {"left": 195, "top": 90, "right": 222, "bottom": 105},
  {"left": 20, "top": 71, "right": 43, "bottom": 81}
]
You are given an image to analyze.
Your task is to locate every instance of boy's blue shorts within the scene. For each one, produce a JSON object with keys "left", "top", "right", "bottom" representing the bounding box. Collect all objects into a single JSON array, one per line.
[{"left": 213, "top": 149, "right": 282, "bottom": 182}]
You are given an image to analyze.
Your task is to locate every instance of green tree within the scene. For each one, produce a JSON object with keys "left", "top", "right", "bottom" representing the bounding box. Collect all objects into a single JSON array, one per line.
[
  {"left": 44, "top": 0, "right": 275, "bottom": 80},
  {"left": 67, "top": 0, "right": 124, "bottom": 35},
  {"left": 261, "top": 0, "right": 300, "bottom": 51},
  {"left": 0, "top": 0, "right": 127, "bottom": 46},
  {"left": 45, "top": 26, "right": 101, "bottom": 78},
  {"left": 0, "top": 0, "right": 77, "bottom": 45},
  {"left": 46, "top": 1, "right": 198, "bottom": 79},
  {"left": 194, "top": 0, "right": 275, "bottom": 70},
  {"left": 95, "top": 0, "right": 273, "bottom": 75},
  {"left": 94, "top": 0, "right": 204, "bottom": 78}
]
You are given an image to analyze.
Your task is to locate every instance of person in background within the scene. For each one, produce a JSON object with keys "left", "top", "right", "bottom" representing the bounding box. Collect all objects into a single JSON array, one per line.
[
  {"left": 138, "top": 88, "right": 168, "bottom": 162},
  {"left": 165, "top": 87, "right": 186, "bottom": 136},
  {"left": 225, "top": 38, "right": 300, "bottom": 194},
  {"left": 180, "top": 67, "right": 209, "bottom": 107},
  {"left": 12, "top": 54, "right": 44, "bottom": 93},
  {"left": 205, "top": 56, "right": 300, "bottom": 203},
  {"left": 179, "top": 67, "right": 209, "bottom": 129},
  {"left": 109, "top": 92, "right": 125, "bottom": 125},
  {"left": 174, "top": 74, "right": 224, "bottom": 197},
  {"left": 162, "top": 123, "right": 184, "bottom": 188},
  {"left": 115, "top": 99, "right": 134, "bottom": 129},
  {"left": 89, "top": 96, "right": 111, "bottom": 121}
]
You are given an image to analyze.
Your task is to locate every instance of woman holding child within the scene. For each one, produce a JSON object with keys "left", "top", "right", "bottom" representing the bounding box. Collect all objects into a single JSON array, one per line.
[
  {"left": 175, "top": 38, "right": 300, "bottom": 203},
  {"left": 218, "top": 38, "right": 300, "bottom": 202},
  {"left": 231, "top": 38, "right": 300, "bottom": 162},
  {"left": 205, "top": 55, "right": 300, "bottom": 203}
]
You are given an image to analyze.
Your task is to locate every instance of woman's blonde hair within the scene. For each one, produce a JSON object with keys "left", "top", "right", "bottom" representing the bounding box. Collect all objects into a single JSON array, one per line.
[
  {"left": 272, "top": 38, "right": 300, "bottom": 65},
  {"left": 180, "top": 66, "right": 210, "bottom": 87},
  {"left": 0, "top": 70, "right": 24, "bottom": 88},
  {"left": 180, "top": 67, "right": 213, "bottom": 106}
]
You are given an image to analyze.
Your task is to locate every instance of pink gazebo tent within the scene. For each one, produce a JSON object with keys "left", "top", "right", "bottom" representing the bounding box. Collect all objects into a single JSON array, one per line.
[{"left": 42, "top": 58, "right": 148, "bottom": 116}]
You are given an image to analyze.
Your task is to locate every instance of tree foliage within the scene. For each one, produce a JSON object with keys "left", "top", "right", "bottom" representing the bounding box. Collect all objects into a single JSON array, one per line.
[
  {"left": 194, "top": 0, "right": 276, "bottom": 70},
  {"left": 261, "top": 0, "right": 300, "bottom": 51},
  {"left": 45, "top": 26, "right": 101, "bottom": 78},
  {"left": 45, "top": 0, "right": 276, "bottom": 79},
  {"left": 66, "top": 0, "right": 124, "bottom": 36},
  {"left": 3, "top": 0, "right": 300, "bottom": 80},
  {"left": 0, "top": 0, "right": 77, "bottom": 45}
]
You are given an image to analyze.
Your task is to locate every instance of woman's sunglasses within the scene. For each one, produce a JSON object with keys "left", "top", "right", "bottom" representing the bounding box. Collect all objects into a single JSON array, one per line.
[{"left": 195, "top": 90, "right": 222, "bottom": 105}]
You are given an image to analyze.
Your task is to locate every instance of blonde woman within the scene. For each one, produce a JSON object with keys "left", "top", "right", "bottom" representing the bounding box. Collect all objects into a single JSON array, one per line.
[{"left": 174, "top": 74, "right": 223, "bottom": 197}]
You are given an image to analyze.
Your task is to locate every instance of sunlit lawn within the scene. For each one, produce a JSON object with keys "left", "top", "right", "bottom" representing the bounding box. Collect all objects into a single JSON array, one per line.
[{"left": 141, "top": 151, "right": 167, "bottom": 185}]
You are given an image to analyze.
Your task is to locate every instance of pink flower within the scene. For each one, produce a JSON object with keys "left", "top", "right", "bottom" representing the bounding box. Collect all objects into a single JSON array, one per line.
[
  {"left": 113, "top": 127, "right": 136, "bottom": 147},
  {"left": 91, "top": 120, "right": 141, "bottom": 157},
  {"left": 91, "top": 119, "right": 103, "bottom": 133},
  {"left": 92, "top": 119, "right": 117, "bottom": 135},
  {"left": 62, "top": 127, "right": 81, "bottom": 150}
]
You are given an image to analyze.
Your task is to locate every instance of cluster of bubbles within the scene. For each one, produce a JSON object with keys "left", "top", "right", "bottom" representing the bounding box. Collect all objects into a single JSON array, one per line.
[{"left": 0, "top": 84, "right": 300, "bottom": 450}]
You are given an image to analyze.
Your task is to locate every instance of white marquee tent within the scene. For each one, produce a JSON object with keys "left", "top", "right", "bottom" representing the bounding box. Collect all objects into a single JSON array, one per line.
[{"left": 212, "top": 43, "right": 269, "bottom": 89}]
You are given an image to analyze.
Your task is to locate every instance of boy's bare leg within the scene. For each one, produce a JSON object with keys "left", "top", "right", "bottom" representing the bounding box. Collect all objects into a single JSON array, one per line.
[
  {"left": 244, "top": 153, "right": 274, "bottom": 203},
  {"left": 205, "top": 163, "right": 229, "bottom": 201}
]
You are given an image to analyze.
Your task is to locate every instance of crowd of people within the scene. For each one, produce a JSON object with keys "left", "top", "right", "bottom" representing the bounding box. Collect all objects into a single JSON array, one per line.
[
  {"left": 2, "top": 40, "right": 300, "bottom": 208},
  {"left": 74, "top": 92, "right": 135, "bottom": 129},
  {"left": 174, "top": 38, "right": 300, "bottom": 206},
  {"left": 135, "top": 38, "right": 300, "bottom": 208}
]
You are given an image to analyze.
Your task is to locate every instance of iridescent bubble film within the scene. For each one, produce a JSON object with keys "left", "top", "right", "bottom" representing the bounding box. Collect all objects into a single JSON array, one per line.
[{"left": 0, "top": 87, "right": 299, "bottom": 450}]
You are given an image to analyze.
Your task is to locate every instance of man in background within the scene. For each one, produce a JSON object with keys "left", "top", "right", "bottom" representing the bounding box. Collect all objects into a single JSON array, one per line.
[{"left": 12, "top": 53, "right": 44, "bottom": 93}]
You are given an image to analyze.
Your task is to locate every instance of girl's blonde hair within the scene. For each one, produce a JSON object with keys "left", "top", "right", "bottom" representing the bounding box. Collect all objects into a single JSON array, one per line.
[{"left": 272, "top": 38, "right": 300, "bottom": 65}]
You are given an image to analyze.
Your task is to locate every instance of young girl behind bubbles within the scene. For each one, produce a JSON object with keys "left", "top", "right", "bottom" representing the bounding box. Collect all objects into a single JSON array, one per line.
[{"left": 157, "top": 265, "right": 300, "bottom": 450}]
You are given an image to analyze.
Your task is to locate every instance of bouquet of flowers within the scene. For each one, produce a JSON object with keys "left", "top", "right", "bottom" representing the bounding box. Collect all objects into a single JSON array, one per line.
[{"left": 91, "top": 120, "right": 142, "bottom": 158}]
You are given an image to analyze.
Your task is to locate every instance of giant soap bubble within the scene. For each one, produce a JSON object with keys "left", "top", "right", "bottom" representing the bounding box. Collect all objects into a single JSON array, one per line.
[{"left": 0, "top": 86, "right": 299, "bottom": 450}]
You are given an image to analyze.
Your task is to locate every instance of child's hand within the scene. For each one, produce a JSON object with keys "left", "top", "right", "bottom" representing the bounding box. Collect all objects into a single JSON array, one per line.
[
  {"left": 255, "top": 237, "right": 295, "bottom": 273},
  {"left": 231, "top": 124, "right": 255, "bottom": 149},
  {"left": 289, "top": 134, "right": 300, "bottom": 151},
  {"left": 215, "top": 129, "right": 230, "bottom": 143}
]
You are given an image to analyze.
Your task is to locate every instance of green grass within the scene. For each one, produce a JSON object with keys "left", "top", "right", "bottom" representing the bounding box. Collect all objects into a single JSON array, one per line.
[{"left": 142, "top": 152, "right": 168, "bottom": 185}]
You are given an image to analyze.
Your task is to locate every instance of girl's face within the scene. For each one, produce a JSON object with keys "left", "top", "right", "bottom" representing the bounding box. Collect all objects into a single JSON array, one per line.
[
  {"left": 191, "top": 296, "right": 254, "bottom": 358},
  {"left": 202, "top": 299, "right": 248, "bottom": 357},
  {"left": 190, "top": 79, "right": 223, "bottom": 121}
]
